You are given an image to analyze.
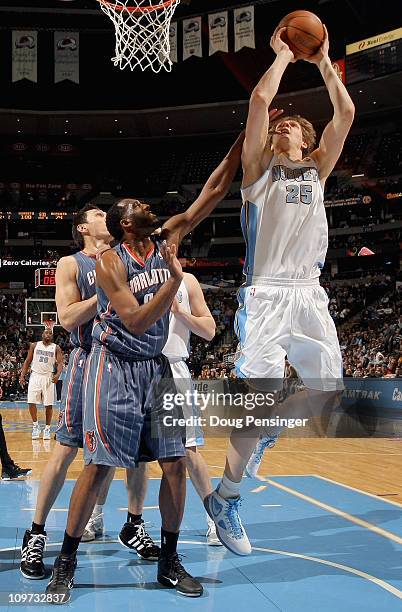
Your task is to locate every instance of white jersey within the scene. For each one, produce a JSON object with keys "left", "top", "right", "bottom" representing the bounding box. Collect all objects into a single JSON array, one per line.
[
  {"left": 163, "top": 279, "right": 191, "bottom": 360},
  {"left": 30, "top": 341, "right": 56, "bottom": 376},
  {"left": 240, "top": 153, "right": 328, "bottom": 283}
]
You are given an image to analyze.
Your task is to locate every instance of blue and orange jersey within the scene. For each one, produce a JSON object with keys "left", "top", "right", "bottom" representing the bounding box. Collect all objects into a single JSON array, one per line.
[
  {"left": 92, "top": 240, "right": 171, "bottom": 359},
  {"left": 69, "top": 251, "right": 97, "bottom": 352}
]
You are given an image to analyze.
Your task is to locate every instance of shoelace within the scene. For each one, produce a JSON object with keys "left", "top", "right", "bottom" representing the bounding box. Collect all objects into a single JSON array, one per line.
[
  {"left": 5, "top": 464, "right": 23, "bottom": 475},
  {"left": 135, "top": 523, "right": 159, "bottom": 551},
  {"left": 168, "top": 553, "right": 189, "bottom": 580},
  {"left": 52, "top": 556, "right": 76, "bottom": 586},
  {"left": 224, "top": 498, "right": 244, "bottom": 540},
  {"left": 85, "top": 513, "right": 102, "bottom": 530},
  {"left": 22, "top": 534, "right": 46, "bottom": 563},
  {"left": 253, "top": 437, "right": 276, "bottom": 464}
]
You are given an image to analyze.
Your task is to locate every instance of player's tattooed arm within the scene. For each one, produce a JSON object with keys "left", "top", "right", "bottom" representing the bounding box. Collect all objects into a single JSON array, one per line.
[
  {"left": 96, "top": 246, "right": 182, "bottom": 335},
  {"left": 19, "top": 342, "right": 36, "bottom": 385},
  {"left": 162, "top": 131, "right": 245, "bottom": 246},
  {"left": 55, "top": 256, "right": 98, "bottom": 332}
]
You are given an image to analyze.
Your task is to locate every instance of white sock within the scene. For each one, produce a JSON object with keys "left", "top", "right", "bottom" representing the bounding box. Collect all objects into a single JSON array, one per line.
[
  {"left": 218, "top": 474, "right": 241, "bottom": 500},
  {"left": 92, "top": 504, "right": 103, "bottom": 517},
  {"left": 33, "top": 421, "right": 39, "bottom": 427},
  {"left": 44, "top": 425, "right": 50, "bottom": 429}
]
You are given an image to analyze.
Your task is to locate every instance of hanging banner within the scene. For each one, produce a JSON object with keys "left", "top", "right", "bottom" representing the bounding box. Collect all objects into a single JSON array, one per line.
[
  {"left": 12, "top": 31, "right": 37, "bottom": 83},
  {"left": 183, "top": 16, "right": 202, "bottom": 61},
  {"left": 54, "top": 31, "right": 79, "bottom": 84},
  {"left": 169, "top": 21, "right": 178, "bottom": 63},
  {"left": 234, "top": 5, "right": 255, "bottom": 52},
  {"left": 209, "top": 11, "right": 228, "bottom": 56}
]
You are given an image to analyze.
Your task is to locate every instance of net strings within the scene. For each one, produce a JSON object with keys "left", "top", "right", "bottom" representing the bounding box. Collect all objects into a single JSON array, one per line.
[{"left": 99, "top": 0, "right": 180, "bottom": 73}]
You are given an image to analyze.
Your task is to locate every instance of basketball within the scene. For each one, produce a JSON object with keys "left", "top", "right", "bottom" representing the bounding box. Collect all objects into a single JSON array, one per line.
[{"left": 278, "top": 10, "right": 324, "bottom": 59}]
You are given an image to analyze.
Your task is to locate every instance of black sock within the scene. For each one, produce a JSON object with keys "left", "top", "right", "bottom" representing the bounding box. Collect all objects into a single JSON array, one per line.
[
  {"left": 161, "top": 528, "right": 179, "bottom": 556},
  {"left": 31, "top": 522, "right": 46, "bottom": 535},
  {"left": 127, "top": 512, "right": 142, "bottom": 524},
  {"left": 61, "top": 531, "right": 81, "bottom": 557}
]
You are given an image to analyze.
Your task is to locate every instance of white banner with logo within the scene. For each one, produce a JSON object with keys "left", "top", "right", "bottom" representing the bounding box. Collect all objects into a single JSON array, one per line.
[
  {"left": 208, "top": 11, "right": 228, "bottom": 56},
  {"left": 12, "top": 31, "right": 37, "bottom": 83},
  {"left": 169, "top": 21, "right": 178, "bottom": 63},
  {"left": 183, "top": 16, "right": 202, "bottom": 61},
  {"left": 234, "top": 5, "right": 255, "bottom": 52},
  {"left": 54, "top": 31, "right": 79, "bottom": 84}
]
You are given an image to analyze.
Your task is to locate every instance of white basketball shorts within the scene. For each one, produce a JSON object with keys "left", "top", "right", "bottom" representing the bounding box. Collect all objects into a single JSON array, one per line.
[
  {"left": 27, "top": 373, "right": 55, "bottom": 405},
  {"left": 169, "top": 359, "right": 204, "bottom": 447},
  {"left": 234, "top": 279, "right": 343, "bottom": 392}
]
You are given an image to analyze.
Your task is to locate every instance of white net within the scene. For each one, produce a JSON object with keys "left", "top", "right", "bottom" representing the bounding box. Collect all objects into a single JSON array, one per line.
[{"left": 97, "top": 0, "right": 180, "bottom": 73}]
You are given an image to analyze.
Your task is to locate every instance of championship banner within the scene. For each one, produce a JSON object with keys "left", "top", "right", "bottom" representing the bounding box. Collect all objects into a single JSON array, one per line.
[
  {"left": 183, "top": 16, "right": 202, "bottom": 61},
  {"left": 332, "top": 58, "right": 346, "bottom": 84},
  {"left": 54, "top": 31, "right": 79, "bottom": 84},
  {"left": 12, "top": 31, "right": 37, "bottom": 83},
  {"left": 169, "top": 21, "right": 178, "bottom": 63},
  {"left": 208, "top": 11, "right": 228, "bottom": 56},
  {"left": 346, "top": 27, "right": 402, "bottom": 55},
  {"left": 234, "top": 5, "right": 255, "bottom": 52}
]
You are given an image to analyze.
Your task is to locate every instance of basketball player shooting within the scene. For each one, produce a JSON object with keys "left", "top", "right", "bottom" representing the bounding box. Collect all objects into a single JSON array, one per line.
[
  {"left": 47, "top": 129, "right": 283, "bottom": 601},
  {"left": 204, "top": 25, "right": 355, "bottom": 555}
]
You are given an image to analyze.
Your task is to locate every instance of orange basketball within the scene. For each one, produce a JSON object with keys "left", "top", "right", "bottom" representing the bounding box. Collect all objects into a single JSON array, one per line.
[{"left": 278, "top": 10, "right": 324, "bottom": 60}]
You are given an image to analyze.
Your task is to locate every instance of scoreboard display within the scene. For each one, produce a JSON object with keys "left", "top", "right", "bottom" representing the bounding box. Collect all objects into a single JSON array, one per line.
[
  {"left": 346, "top": 28, "right": 402, "bottom": 85},
  {"left": 35, "top": 268, "right": 56, "bottom": 288},
  {"left": 0, "top": 211, "right": 69, "bottom": 221}
]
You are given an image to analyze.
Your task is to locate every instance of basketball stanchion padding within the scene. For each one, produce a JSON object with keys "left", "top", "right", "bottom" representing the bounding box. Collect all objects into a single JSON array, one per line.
[{"left": 97, "top": 0, "right": 180, "bottom": 73}]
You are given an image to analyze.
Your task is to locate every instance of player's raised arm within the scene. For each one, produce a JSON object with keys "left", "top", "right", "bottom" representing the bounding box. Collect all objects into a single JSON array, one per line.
[
  {"left": 19, "top": 342, "right": 36, "bottom": 385},
  {"left": 55, "top": 256, "right": 97, "bottom": 332},
  {"left": 162, "top": 131, "right": 245, "bottom": 244},
  {"left": 171, "top": 272, "right": 216, "bottom": 341},
  {"left": 96, "top": 245, "right": 182, "bottom": 335},
  {"left": 242, "top": 28, "right": 293, "bottom": 186},
  {"left": 309, "top": 25, "right": 355, "bottom": 182}
]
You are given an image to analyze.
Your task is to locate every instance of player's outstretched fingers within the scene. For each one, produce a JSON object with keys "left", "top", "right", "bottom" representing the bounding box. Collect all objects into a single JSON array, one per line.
[
  {"left": 268, "top": 108, "right": 284, "bottom": 121},
  {"left": 160, "top": 240, "right": 171, "bottom": 264}
]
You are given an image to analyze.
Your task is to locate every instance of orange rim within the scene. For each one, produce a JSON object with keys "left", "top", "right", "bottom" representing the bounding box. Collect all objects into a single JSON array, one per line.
[{"left": 97, "top": 0, "right": 177, "bottom": 13}]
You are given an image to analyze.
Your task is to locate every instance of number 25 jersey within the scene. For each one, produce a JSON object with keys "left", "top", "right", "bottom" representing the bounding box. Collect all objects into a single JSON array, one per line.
[{"left": 240, "top": 153, "right": 328, "bottom": 283}]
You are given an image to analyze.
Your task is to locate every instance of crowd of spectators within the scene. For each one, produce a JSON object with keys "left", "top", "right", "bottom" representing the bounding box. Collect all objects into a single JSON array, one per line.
[
  {"left": 0, "top": 293, "right": 70, "bottom": 400},
  {"left": 322, "top": 274, "right": 393, "bottom": 324},
  {"left": 340, "top": 284, "right": 401, "bottom": 378}
]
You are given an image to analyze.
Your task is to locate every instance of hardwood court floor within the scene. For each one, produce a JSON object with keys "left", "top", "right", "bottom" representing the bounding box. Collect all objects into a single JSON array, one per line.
[
  {"left": 3, "top": 404, "right": 402, "bottom": 611},
  {"left": 2, "top": 406, "right": 402, "bottom": 502}
]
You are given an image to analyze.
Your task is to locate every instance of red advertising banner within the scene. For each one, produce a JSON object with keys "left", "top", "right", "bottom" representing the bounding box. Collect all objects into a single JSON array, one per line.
[{"left": 332, "top": 58, "right": 346, "bottom": 83}]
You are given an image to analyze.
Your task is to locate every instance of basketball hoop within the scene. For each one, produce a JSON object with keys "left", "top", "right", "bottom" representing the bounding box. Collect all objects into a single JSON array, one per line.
[
  {"left": 96, "top": 0, "right": 180, "bottom": 73},
  {"left": 43, "top": 320, "right": 56, "bottom": 333}
]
